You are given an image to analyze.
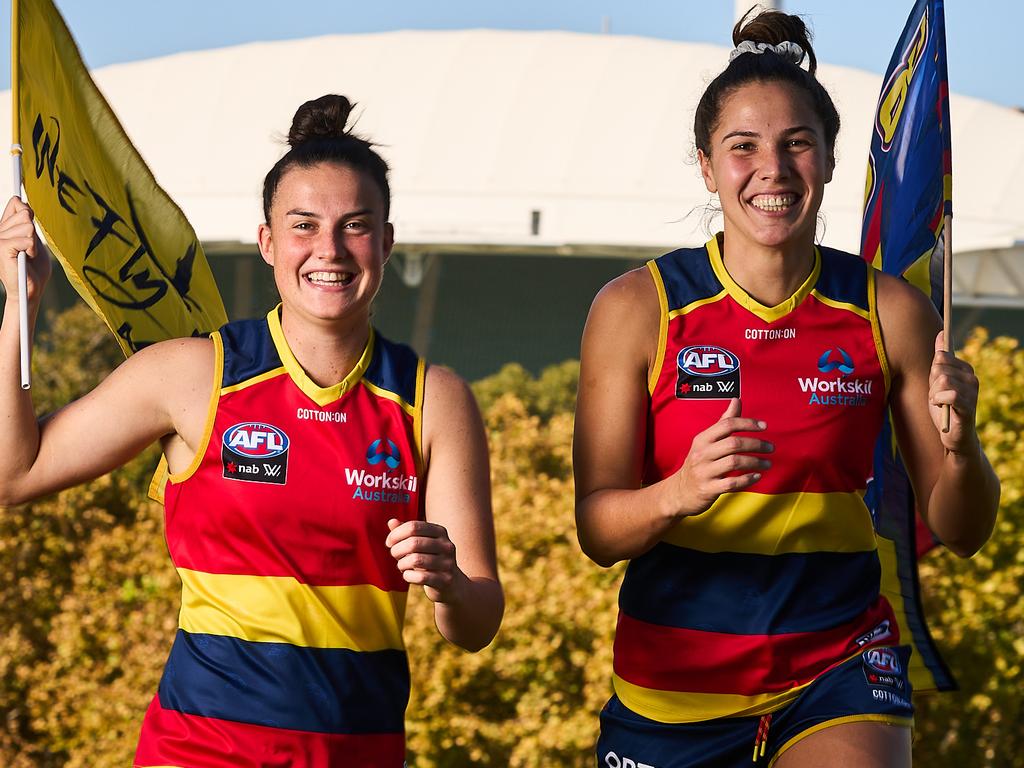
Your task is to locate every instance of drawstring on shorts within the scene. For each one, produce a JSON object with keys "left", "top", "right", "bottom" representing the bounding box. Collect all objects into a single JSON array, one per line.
[{"left": 752, "top": 712, "right": 773, "bottom": 762}]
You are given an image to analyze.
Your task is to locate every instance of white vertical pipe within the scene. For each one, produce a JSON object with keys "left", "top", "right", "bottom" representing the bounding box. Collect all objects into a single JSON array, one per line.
[{"left": 11, "top": 148, "right": 30, "bottom": 390}]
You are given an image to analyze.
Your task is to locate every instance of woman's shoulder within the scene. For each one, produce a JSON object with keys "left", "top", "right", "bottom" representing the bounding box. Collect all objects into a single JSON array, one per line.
[
  {"left": 112, "top": 337, "right": 217, "bottom": 415},
  {"left": 874, "top": 270, "right": 940, "bottom": 327},
  {"left": 589, "top": 265, "right": 659, "bottom": 329},
  {"left": 126, "top": 335, "right": 215, "bottom": 372},
  {"left": 585, "top": 265, "right": 661, "bottom": 351},
  {"left": 873, "top": 271, "right": 941, "bottom": 375},
  {"left": 423, "top": 364, "right": 474, "bottom": 413}
]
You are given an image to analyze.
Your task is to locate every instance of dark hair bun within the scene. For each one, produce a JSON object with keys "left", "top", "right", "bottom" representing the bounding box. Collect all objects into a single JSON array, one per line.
[
  {"left": 733, "top": 8, "right": 817, "bottom": 75},
  {"left": 287, "top": 94, "right": 354, "bottom": 146}
]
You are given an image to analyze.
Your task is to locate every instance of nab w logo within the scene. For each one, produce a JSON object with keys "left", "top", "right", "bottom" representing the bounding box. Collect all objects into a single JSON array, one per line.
[
  {"left": 676, "top": 345, "right": 741, "bottom": 400},
  {"left": 367, "top": 439, "right": 401, "bottom": 470},
  {"left": 222, "top": 421, "right": 289, "bottom": 485},
  {"left": 818, "top": 348, "right": 855, "bottom": 375}
]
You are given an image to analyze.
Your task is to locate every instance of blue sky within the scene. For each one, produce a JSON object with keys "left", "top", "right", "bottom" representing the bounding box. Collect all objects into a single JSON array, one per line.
[{"left": 2, "top": 1, "right": 1022, "bottom": 109}]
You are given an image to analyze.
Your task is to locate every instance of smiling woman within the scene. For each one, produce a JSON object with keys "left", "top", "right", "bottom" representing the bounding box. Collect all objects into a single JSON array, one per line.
[
  {"left": 0, "top": 94, "right": 503, "bottom": 768},
  {"left": 573, "top": 8, "right": 998, "bottom": 768}
]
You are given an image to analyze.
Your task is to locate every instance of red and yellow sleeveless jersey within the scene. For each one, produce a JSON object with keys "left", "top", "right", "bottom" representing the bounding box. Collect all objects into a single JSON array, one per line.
[
  {"left": 134, "top": 307, "right": 424, "bottom": 768},
  {"left": 612, "top": 236, "right": 900, "bottom": 723}
]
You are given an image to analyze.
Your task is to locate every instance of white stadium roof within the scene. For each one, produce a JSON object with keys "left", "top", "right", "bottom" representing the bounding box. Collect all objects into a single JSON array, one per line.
[{"left": 2, "top": 30, "right": 1023, "bottom": 285}]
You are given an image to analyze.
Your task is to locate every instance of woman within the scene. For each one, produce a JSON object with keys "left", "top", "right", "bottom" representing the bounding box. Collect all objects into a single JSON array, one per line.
[
  {"left": 574, "top": 10, "right": 998, "bottom": 768},
  {"left": 0, "top": 94, "right": 503, "bottom": 767}
]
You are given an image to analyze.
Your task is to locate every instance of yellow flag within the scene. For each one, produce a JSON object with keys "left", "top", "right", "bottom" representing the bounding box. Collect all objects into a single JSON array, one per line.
[{"left": 14, "top": 0, "right": 227, "bottom": 356}]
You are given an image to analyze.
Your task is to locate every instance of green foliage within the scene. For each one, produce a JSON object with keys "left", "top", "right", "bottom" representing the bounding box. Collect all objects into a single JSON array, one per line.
[
  {"left": 0, "top": 305, "right": 164, "bottom": 767},
  {"left": 471, "top": 360, "right": 579, "bottom": 421},
  {"left": 0, "top": 311, "right": 1021, "bottom": 767},
  {"left": 914, "top": 330, "right": 1024, "bottom": 768}
]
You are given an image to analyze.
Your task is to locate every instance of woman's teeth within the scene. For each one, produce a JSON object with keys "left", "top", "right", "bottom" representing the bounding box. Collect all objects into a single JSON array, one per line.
[
  {"left": 306, "top": 271, "right": 354, "bottom": 286},
  {"left": 750, "top": 194, "right": 797, "bottom": 212}
]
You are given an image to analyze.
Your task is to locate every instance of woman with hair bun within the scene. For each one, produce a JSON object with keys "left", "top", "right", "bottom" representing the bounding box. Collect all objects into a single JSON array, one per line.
[
  {"left": 0, "top": 94, "right": 503, "bottom": 767},
  {"left": 574, "top": 10, "right": 997, "bottom": 767}
]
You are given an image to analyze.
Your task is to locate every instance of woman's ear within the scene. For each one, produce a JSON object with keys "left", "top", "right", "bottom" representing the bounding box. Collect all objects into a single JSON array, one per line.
[
  {"left": 382, "top": 222, "right": 394, "bottom": 265},
  {"left": 698, "top": 149, "right": 718, "bottom": 194},
  {"left": 257, "top": 222, "right": 274, "bottom": 266}
]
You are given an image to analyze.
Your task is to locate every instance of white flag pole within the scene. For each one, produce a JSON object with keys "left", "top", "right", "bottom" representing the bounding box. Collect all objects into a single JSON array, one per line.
[
  {"left": 11, "top": 150, "right": 30, "bottom": 390},
  {"left": 11, "top": 0, "right": 31, "bottom": 390}
]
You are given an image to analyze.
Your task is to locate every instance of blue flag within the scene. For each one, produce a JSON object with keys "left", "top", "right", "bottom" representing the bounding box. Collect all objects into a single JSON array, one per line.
[{"left": 860, "top": 0, "right": 955, "bottom": 692}]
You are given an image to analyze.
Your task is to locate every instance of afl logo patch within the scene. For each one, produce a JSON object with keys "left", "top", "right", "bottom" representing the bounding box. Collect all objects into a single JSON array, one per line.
[
  {"left": 222, "top": 422, "right": 289, "bottom": 485},
  {"left": 863, "top": 648, "right": 901, "bottom": 675},
  {"left": 676, "top": 345, "right": 741, "bottom": 399},
  {"left": 861, "top": 647, "right": 906, "bottom": 692}
]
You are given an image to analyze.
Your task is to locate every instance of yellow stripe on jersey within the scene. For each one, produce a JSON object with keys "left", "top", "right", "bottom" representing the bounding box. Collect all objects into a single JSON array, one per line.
[
  {"left": 178, "top": 569, "right": 407, "bottom": 651},
  {"left": 362, "top": 378, "right": 416, "bottom": 418},
  {"left": 867, "top": 268, "right": 892, "bottom": 395},
  {"left": 647, "top": 260, "right": 669, "bottom": 396},
  {"left": 612, "top": 674, "right": 806, "bottom": 723},
  {"left": 809, "top": 289, "right": 871, "bottom": 321},
  {"left": 876, "top": 535, "right": 940, "bottom": 690},
  {"left": 666, "top": 289, "right": 729, "bottom": 321},
  {"left": 267, "top": 306, "right": 375, "bottom": 407},
  {"left": 707, "top": 236, "right": 821, "bottom": 323},
  {"left": 167, "top": 332, "right": 225, "bottom": 485},
  {"left": 220, "top": 366, "right": 287, "bottom": 395},
  {"left": 412, "top": 357, "right": 426, "bottom": 473},
  {"left": 661, "top": 491, "right": 877, "bottom": 555},
  {"left": 150, "top": 333, "right": 226, "bottom": 502}
]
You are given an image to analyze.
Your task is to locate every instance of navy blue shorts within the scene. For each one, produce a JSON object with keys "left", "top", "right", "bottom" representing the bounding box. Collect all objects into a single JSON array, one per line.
[{"left": 597, "top": 646, "right": 914, "bottom": 768}]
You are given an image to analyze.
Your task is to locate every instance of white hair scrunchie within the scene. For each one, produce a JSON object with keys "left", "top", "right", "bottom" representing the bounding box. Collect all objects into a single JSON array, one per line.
[{"left": 728, "top": 40, "right": 806, "bottom": 67}]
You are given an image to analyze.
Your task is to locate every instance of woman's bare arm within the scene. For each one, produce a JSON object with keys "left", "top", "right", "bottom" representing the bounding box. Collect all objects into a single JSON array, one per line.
[{"left": 877, "top": 272, "right": 999, "bottom": 557}]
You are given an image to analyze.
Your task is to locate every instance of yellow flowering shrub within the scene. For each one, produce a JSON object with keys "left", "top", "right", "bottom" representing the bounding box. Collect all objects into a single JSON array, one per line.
[
  {"left": 0, "top": 306, "right": 1019, "bottom": 767},
  {"left": 0, "top": 305, "right": 155, "bottom": 767},
  {"left": 404, "top": 393, "right": 622, "bottom": 767},
  {"left": 914, "top": 331, "right": 1024, "bottom": 767}
]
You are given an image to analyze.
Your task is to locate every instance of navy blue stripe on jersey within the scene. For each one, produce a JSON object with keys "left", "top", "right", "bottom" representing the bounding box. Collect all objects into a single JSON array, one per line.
[
  {"left": 366, "top": 333, "right": 419, "bottom": 405},
  {"left": 655, "top": 247, "right": 725, "bottom": 312},
  {"left": 219, "top": 318, "right": 283, "bottom": 387},
  {"left": 619, "top": 543, "right": 881, "bottom": 635},
  {"left": 815, "top": 248, "right": 871, "bottom": 310},
  {"left": 158, "top": 631, "right": 409, "bottom": 734}
]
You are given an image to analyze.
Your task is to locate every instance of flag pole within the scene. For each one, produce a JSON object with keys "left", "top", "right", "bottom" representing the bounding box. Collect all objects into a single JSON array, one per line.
[
  {"left": 941, "top": 213, "right": 952, "bottom": 433},
  {"left": 10, "top": 0, "right": 30, "bottom": 390}
]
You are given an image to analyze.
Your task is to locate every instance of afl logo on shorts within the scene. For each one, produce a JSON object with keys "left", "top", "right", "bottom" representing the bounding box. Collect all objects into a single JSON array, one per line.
[
  {"left": 222, "top": 422, "right": 290, "bottom": 485},
  {"left": 863, "top": 648, "right": 901, "bottom": 675},
  {"left": 862, "top": 647, "right": 906, "bottom": 692},
  {"left": 676, "top": 345, "right": 741, "bottom": 400}
]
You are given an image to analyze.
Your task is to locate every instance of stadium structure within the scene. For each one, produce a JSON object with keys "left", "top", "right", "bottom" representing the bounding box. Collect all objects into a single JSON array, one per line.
[{"left": 3, "top": 30, "right": 1023, "bottom": 378}]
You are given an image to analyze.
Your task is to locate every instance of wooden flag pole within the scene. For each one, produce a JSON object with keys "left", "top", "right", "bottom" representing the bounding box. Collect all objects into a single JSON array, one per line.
[
  {"left": 942, "top": 213, "right": 952, "bottom": 433},
  {"left": 10, "top": 0, "right": 31, "bottom": 390}
]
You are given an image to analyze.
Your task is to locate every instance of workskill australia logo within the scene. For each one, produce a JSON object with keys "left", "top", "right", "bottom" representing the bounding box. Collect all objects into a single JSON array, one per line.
[
  {"left": 344, "top": 438, "right": 419, "bottom": 504},
  {"left": 797, "top": 347, "right": 873, "bottom": 407},
  {"left": 675, "top": 345, "right": 741, "bottom": 399},
  {"left": 817, "top": 347, "right": 855, "bottom": 375},
  {"left": 367, "top": 438, "right": 401, "bottom": 469},
  {"left": 222, "top": 422, "right": 289, "bottom": 485}
]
